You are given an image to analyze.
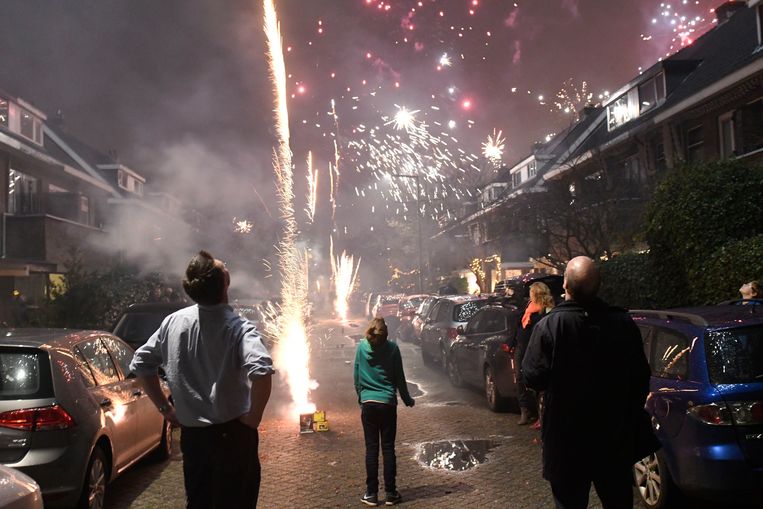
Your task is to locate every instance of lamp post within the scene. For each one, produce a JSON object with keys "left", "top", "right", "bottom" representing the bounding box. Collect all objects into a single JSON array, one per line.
[{"left": 389, "top": 172, "right": 424, "bottom": 294}]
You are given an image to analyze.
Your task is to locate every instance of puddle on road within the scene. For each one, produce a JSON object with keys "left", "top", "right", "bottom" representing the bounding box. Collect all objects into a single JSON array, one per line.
[{"left": 416, "top": 439, "right": 499, "bottom": 471}]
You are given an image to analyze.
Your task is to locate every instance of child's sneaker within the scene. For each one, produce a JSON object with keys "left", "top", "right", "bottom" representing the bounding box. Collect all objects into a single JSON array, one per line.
[
  {"left": 385, "top": 490, "right": 402, "bottom": 505},
  {"left": 361, "top": 491, "right": 378, "bottom": 506}
]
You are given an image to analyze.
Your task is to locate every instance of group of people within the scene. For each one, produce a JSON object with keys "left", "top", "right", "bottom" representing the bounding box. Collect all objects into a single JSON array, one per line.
[
  {"left": 352, "top": 256, "right": 661, "bottom": 508},
  {"left": 128, "top": 251, "right": 667, "bottom": 509}
]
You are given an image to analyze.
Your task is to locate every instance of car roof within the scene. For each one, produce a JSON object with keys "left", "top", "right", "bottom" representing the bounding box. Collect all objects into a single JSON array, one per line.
[
  {"left": 123, "top": 302, "right": 188, "bottom": 313},
  {"left": 630, "top": 304, "right": 763, "bottom": 330},
  {"left": 0, "top": 328, "right": 110, "bottom": 350},
  {"left": 437, "top": 294, "right": 489, "bottom": 303}
]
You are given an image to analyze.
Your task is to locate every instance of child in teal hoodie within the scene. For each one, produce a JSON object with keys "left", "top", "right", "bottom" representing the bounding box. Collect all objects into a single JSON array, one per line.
[{"left": 354, "top": 318, "right": 414, "bottom": 506}]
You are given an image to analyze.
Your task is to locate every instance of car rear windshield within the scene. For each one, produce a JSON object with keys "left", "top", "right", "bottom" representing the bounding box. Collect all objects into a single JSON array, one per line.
[
  {"left": 381, "top": 296, "right": 400, "bottom": 304},
  {"left": 453, "top": 300, "right": 489, "bottom": 322},
  {"left": 0, "top": 347, "right": 53, "bottom": 400},
  {"left": 705, "top": 325, "right": 763, "bottom": 384},
  {"left": 113, "top": 312, "right": 166, "bottom": 347}
]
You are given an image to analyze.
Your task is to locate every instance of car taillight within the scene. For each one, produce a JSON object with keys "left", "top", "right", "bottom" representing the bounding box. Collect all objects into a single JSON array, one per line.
[
  {"left": 500, "top": 343, "right": 511, "bottom": 353},
  {"left": 447, "top": 328, "right": 458, "bottom": 340},
  {"left": 688, "top": 401, "right": 763, "bottom": 426},
  {"left": 0, "top": 405, "right": 75, "bottom": 431}
]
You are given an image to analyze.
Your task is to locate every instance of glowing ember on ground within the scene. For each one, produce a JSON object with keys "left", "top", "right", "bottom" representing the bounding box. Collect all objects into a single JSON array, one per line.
[
  {"left": 233, "top": 217, "right": 254, "bottom": 234},
  {"left": 264, "top": 0, "right": 316, "bottom": 417}
]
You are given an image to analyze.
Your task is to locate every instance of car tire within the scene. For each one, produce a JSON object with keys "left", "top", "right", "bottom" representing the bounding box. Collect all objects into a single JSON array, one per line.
[
  {"left": 447, "top": 358, "right": 464, "bottom": 387},
  {"left": 154, "top": 419, "right": 173, "bottom": 461},
  {"left": 79, "top": 446, "right": 108, "bottom": 509},
  {"left": 633, "top": 450, "right": 676, "bottom": 509},
  {"left": 484, "top": 366, "right": 509, "bottom": 412}
]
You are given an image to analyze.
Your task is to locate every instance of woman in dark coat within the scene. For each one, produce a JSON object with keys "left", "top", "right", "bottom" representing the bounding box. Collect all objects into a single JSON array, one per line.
[{"left": 512, "top": 282, "right": 555, "bottom": 425}]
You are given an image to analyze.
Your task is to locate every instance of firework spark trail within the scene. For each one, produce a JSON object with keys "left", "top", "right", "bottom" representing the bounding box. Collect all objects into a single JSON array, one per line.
[
  {"left": 305, "top": 151, "right": 318, "bottom": 223},
  {"left": 264, "top": 0, "right": 316, "bottom": 417},
  {"left": 330, "top": 100, "right": 340, "bottom": 223},
  {"left": 330, "top": 237, "right": 360, "bottom": 323},
  {"left": 482, "top": 129, "right": 505, "bottom": 162}
]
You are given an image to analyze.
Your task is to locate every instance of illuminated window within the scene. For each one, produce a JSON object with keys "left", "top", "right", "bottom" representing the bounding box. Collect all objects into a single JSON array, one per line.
[
  {"left": 528, "top": 160, "right": 537, "bottom": 178},
  {"left": 638, "top": 72, "right": 665, "bottom": 113},
  {"left": 607, "top": 88, "right": 640, "bottom": 131},
  {"left": 19, "top": 109, "right": 43, "bottom": 145}
]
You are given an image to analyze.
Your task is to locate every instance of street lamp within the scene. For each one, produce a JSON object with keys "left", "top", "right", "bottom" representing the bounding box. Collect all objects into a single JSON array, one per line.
[{"left": 389, "top": 171, "right": 424, "bottom": 294}]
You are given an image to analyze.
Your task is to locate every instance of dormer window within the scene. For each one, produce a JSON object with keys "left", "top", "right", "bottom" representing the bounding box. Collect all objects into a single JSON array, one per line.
[
  {"left": 638, "top": 72, "right": 666, "bottom": 113},
  {"left": 117, "top": 169, "right": 144, "bottom": 196},
  {"left": 0, "top": 98, "right": 8, "bottom": 127},
  {"left": 0, "top": 96, "right": 44, "bottom": 145},
  {"left": 19, "top": 108, "right": 43, "bottom": 145}
]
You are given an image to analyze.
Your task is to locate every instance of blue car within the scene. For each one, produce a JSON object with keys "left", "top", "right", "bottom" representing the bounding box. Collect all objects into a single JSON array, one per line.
[{"left": 630, "top": 305, "right": 763, "bottom": 507}]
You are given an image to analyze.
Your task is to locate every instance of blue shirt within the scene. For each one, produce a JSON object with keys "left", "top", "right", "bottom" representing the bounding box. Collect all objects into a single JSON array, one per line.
[{"left": 129, "top": 304, "right": 274, "bottom": 427}]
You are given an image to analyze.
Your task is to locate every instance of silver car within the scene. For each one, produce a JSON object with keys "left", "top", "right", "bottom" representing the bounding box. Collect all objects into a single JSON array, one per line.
[
  {"left": 0, "top": 329, "right": 172, "bottom": 509},
  {"left": 0, "top": 465, "right": 42, "bottom": 509}
]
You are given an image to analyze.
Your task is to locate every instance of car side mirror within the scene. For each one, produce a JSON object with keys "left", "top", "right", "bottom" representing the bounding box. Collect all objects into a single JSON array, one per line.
[{"left": 456, "top": 325, "right": 465, "bottom": 334}]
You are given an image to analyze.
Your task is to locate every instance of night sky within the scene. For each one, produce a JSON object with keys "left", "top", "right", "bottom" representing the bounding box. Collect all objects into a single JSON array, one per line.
[{"left": 0, "top": 0, "right": 721, "bottom": 285}]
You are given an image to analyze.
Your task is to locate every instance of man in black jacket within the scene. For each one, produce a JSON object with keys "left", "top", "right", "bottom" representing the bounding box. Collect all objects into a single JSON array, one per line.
[{"left": 522, "top": 257, "right": 658, "bottom": 509}]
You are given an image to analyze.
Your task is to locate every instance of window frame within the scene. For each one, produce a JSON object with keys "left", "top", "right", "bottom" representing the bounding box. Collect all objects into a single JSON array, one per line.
[
  {"left": 718, "top": 111, "right": 736, "bottom": 159},
  {"left": 685, "top": 124, "right": 704, "bottom": 163}
]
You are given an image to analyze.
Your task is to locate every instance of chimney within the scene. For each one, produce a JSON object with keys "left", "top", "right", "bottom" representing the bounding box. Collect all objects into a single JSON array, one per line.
[
  {"left": 578, "top": 103, "right": 599, "bottom": 121},
  {"left": 714, "top": 1, "right": 746, "bottom": 23},
  {"left": 51, "top": 109, "right": 65, "bottom": 128},
  {"left": 108, "top": 148, "right": 119, "bottom": 163}
]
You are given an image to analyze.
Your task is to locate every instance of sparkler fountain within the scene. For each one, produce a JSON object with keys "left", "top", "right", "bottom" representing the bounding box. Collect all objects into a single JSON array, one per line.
[
  {"left": 330, "top": 236, "right": 360, "bottom": 323},
  {"left": 263, "top": 0, "right": 316, "bottom": 417}
]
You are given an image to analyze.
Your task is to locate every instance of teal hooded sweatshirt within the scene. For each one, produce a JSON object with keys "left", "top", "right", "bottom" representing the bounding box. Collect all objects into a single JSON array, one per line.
[{"left": 353, "top": 338, "right": 414, "bottom": 406}]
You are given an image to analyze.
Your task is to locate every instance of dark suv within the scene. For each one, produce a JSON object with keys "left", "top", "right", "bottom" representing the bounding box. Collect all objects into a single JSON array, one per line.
[
  {"left": 630, "top": 304, "right": 763, "bottom": 507},
  {"left": 112, "top": 303, "right": 186, "bottom": 350}
]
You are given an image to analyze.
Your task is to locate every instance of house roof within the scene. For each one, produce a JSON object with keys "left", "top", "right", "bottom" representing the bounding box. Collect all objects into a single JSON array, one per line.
[{"left": 561, "top": 5, "right": 762, "bottom": 165}]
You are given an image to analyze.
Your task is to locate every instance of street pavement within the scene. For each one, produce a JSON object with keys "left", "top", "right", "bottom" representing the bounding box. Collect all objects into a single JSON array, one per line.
[{"left": 105, "top": 314, "right": 735, "bottom": 508}]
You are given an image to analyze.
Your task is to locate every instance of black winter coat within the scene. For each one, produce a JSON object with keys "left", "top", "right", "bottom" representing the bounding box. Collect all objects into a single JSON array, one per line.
[{"left": 521, "top": 298, "right": 659, "bottom": 483}]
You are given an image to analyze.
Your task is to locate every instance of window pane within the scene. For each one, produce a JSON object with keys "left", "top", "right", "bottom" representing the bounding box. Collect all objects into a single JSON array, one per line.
[
  {"left": 8, "top": 169, "right": 39, "bottom": 215},
  {"left": 720, "top": 117, "right": 735, "bottom": 159},
  {"left": 20, "top": 110, "right": 34, "bottom": 139},
  {"left": 0, "top": 352, "right": 40, "bottom": 397},
  {"left": 77, "top": 339, "right": 119, "bottom": 385},
  {"left": 453, "top": 300, "right": 488, "bottom": 322},
  {"left": 652, "top": 329, "right": 690, "bottom": 379},
  {"left": 639, "top": 80, "right": 657, "bottom": 113},
  {"left": 655, "top": 73, "right": 666, "bottom": 101},
  {"left": 73, "top": 348, "right": 96, "bottom": 388},
  {"left": 0, "top": 98, "right": 8, "bottom": 127},
  {"left": 706, "top": 326, "right": 763, "bottom": 384},
  {"left": 101, "top": 337, "right": 134, "bottom": 378}
]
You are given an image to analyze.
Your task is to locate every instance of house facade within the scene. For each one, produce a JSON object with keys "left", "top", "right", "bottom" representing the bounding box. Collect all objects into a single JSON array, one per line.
[{"left": 435, "top": 2, "right": 763, "bottom": 291}]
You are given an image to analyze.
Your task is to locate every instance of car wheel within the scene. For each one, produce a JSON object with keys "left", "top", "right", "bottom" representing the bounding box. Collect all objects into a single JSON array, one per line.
[
  {"left": 155, "top": 419, "right": 173, "bottom": 460},
  {"left": 633, "top": 451, "right": 675, "bottom": 509},
  {"left": 447, "top": 358, "right": 463, "bottom": 387},
  {"left": 485, "top": 366, "right": 509, "bottom": 412},
  {"left": 80, "top": 447, "right": 107, "bottom": 509}
]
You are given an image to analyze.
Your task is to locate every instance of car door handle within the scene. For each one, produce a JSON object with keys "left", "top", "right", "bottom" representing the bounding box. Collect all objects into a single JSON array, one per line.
[
  {"left": 99, "top": 398, "right": 112, "bottom": 408},
  {"left": 132, "top": 389, "right": 143, "bottom": 397}
]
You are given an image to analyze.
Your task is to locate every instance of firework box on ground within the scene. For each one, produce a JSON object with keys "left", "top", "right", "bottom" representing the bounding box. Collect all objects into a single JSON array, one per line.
[
  {"left": 312, "top": 410, "right": 329, "bottom": 432},
  {"left": 299, "top": 413, "right": 314, "bottom": 433}
]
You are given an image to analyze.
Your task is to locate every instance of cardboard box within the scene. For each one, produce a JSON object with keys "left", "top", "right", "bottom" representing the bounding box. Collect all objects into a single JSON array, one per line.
[{"left": 299, "top": 413, "right": 314, "bottom": 433}]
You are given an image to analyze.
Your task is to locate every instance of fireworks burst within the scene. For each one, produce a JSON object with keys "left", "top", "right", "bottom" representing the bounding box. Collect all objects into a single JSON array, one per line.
[
  {"left": 553, "top": 78, "right": 593, "bottom": 121},
  {"left": 305, "top": 151, "right": 318, "bottom": 223},
  {"left": 388, "top": 105, "right": 419, "bottom": 132},
  {"left": 330, "top": 237, "right": 360, "bottom": 323},
  {"left": 482, "top": 129, "right": 505, "bottom": 162},
  {"left": 233, "top": 217, "right": 254, "bottom": 234},
  {"left": 438, "top": 52, "right": 452, "bottom": 68},
  {"left": 264, "top": 0, "right": 316, "bottom": 417}
]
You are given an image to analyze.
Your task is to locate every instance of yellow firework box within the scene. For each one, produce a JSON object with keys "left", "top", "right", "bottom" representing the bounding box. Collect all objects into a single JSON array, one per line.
[{"left": 312, "top": 410, "right": 329, "bottom": 432}]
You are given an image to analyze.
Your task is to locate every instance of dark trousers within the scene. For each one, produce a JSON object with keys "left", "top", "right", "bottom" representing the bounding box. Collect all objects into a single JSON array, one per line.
[
  {"left": 180, "top": 419, "right": 261, "bottom": 509},
  {"left": 361, "top": 402, "right": 397, "bottom": 494},
  {"left": 550, "top": 466, "right": 633, "bottom": 509},
  {"left": 515, "top": 341, "right": 538, "bottom": 411}
]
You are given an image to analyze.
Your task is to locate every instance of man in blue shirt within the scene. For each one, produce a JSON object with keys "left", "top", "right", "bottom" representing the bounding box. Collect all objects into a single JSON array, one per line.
[{"left": 131, "top": 250, "right": 274, "bottom": 509}]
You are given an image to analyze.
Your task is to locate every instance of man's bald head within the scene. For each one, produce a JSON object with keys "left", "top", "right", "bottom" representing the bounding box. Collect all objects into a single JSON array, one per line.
[{"left": 564, "top": 256, "right": 601, "bottom": 302}]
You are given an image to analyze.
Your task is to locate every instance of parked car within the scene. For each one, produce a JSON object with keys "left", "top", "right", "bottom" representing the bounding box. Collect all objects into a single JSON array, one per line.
[
  {"left": 447, "top": 302, "right": 521, "bottom": 411},
  {"left": 420, "top": 295, "right": 491, "bottom": 369},
  {"left": 410, "top": 296, "right": 439, "bottom": 345},
  {"left": 372, "top": 295, "right": 403, "bottom": 334},
  {"left": 396, "top": 295, "right": 429, "bottom": 342},
  {"left": 0, "top": 465, "right": 42, "bottom": 509},
  {"left": 0, "top": 329, "right": 172, "bottom": 509},
  {"left": 493, "top": 273, "right": 564, "bottom": 306},
  {"left": 629, "top": 305, "right": 763, "bottom": 508},
  {"left": 112, "top": 302, "right": 186, "bottom": 350}
]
